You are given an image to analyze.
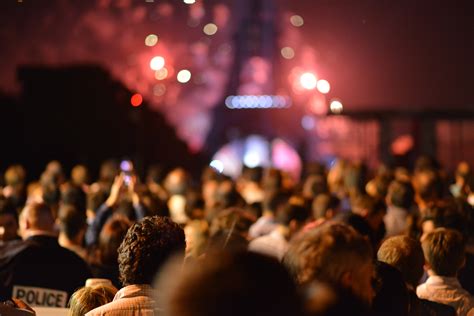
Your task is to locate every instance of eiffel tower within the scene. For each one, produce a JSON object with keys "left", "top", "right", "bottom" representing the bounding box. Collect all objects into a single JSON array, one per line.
[{"left": 204, "top": 0, "right": 306, "bottom": 158}]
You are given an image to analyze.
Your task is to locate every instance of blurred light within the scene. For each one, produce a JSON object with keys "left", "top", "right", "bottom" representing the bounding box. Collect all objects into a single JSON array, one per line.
[
  {"left": 225, "top": 95, "right": 291, "bottom": 109},
  {"left": 301, "top": 115, "right": 315, "bottom": 130},
  {"left": 145, "top": 34, "right": 158, "bottom": 47},
  {"left": 330, "top": 100, "right": 344, "bottom": 114},
  {"left": 203, "top": 23, "right": 218, "bottom": 36},
  {"left": 300, "top": 72, "right": 317, "bottom": 90},
  {"left": 290, "top": 15, "right": 304, "bottom": 27},
  {"left": 244, "top": 152, "right": 261, "bottom": 168},
  {"left": 153, "top": 84, "right": 166, "bottom": 96},
  {"left": 316, "top": 79, "right": 331, "bottom": 94},
  {"left": 209, "top": 160, "right": 224, "bottom": 173},
  {"left": 177, "top": 69, "right": 192, "bottom": 83},
  {"left": 281, "top": 47, "right": 295, "bottom": 59},
  {"left": 184, "top": 0, "right": 196, "bottom": 3},
  {"left": 131, "top": 93, "right": 143, "bottom": 107},
  {"left": 309, "top": 94, "right": 327, "bottom": 115},
  {"left": 150, "top": 56, "right": 165, "bottom": 70},
  {"left": 154, "top": 68, "right": 168, "bottom": 80},
  {"left": 391, "top": 134, "right": 414, "bottom": 155}
]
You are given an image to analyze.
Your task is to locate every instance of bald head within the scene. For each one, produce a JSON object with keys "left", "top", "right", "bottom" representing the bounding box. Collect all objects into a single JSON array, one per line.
[{"left": 20, "top": 202, "right": 55, "bottom": 236}]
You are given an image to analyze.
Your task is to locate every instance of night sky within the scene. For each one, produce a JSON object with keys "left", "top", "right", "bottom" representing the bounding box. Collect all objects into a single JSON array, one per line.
[{"left": 1, "top": 0, "right": 473, "bottom": 151}]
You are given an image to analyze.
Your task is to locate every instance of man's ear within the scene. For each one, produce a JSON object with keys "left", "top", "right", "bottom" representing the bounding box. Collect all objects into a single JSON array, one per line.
[
  {"left": 340, "top": 271, "right": 352, "bottom": 288},
  {"left": 423, "top": 262, "right": 431, "bottom": 271}
]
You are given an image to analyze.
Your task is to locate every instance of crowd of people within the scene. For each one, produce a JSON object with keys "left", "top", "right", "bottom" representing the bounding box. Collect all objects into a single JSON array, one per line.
[{"left": 0, "top": 156, "right": 473, "bottom": 316}]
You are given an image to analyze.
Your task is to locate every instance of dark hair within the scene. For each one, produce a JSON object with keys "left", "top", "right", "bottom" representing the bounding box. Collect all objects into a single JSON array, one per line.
[
  {"left": 118, "top": 216, "right": 185, "bottom": 286},
  {"left": 303, "top": 174, "right": 328, "bottom": 199},
  {"left": 352, "top": 195, "right": 386, "bottom": 217},
  {"left": 262, "top": 191, "right": 290, "bottom": 215},
  {"left": 262, "top": 168, "right": 283, "bottom": 193},
  {"left": 58, "top": 204, "right": 86, "bottom": 241},
  {"left": 61, "top": 183, "right": 87, "bottom": 213},
  {"left": 275, "top": 201, "right": 310, "bottom": 226},
  {"left": 371, "top": 261, "right": 409, "bottom": 316},
  {"left": 312, "top": 194, "right": 340, "bottom": 220},
  {"left": 413, "top": 169, "right": 443, "bottom": 202},
  {"left": 165, "top": 251, "right": 303, "bottom": 316},
  {"left": 387, "top": 180, "right": 414, "bottom": 210},
  {"left": 0, "top": 196, "right": 18, "bottom": 221},
  {"left": 97, "top": 216, "right": 131, "bottom": 265},
  {"left": 421, "top": 228, "right": 465, "bottom": 277}
]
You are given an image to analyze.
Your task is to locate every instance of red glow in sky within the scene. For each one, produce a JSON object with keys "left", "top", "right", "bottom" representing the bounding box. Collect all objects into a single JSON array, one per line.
[{"left": 131, "top": 93, "right": 143, "bottom": 107}]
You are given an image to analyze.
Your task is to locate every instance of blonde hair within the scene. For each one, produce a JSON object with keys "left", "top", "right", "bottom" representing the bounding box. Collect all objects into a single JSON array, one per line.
[{"left": 68, "top": 284, "right": 117, "bottom": 316}]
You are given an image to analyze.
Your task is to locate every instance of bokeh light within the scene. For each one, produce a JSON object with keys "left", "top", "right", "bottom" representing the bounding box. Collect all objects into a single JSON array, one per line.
[
  {"left": 150, "top": 56, "right": 165, "bottom": 71},
  {"left": 177, "top": 69, "right": 192, "bottom": 83},
  {"left": 153, "top": 84, "right": 166, "bottom": 97},
  {"left": 330, "top": 100, "right": 344, "bottom": 114},
  {"left": 183, "top": 0, "right": 196, "bottom": 4},
  {"left": 154, "top": 68, "right": 168, "bottom": 80},
  {"left": 290, "top": 15, "right": 304, "bottom": 27},
  {"left": 299, "top": 72, "right": 317, "bottom": 90},
  {"left": 144, "top": 34, "right": 158, "bottom": 47},
  {"left": 301, "top": 115, "right": 315, "bottom": 130},
  {"left": 317, "top": 79, "right": 331, "bottom": 94},
  {"left": 281, "top": 47, "right": 295, "bottom": 59},
  {"left": 130, "top": 93, "right": 143, "bottom": 107},
  {"left": 203, "top": 23, "right": 218, "bottom": 36},
  {"left": 209, "top": 159, "right": 224, "bottom": 173}
]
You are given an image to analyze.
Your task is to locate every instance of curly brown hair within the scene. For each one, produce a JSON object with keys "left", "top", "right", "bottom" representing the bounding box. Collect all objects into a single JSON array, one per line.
[{"left": 118, "top": 216, "right": 185, "bottom": 286}]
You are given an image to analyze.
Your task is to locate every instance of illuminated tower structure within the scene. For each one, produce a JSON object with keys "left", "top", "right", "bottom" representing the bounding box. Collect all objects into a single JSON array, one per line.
[{"left": 204, "top": 0, "right": 306, "bottom": 157}]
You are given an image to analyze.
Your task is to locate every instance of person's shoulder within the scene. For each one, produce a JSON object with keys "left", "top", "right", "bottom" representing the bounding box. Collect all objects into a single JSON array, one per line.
[{"left": 85, "top": 297, "right": 156, "bottom": 316}]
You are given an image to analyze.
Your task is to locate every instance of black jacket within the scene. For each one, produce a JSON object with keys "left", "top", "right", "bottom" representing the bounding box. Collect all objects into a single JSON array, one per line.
[{"left": 0, "top": 235, "right": 91, "bottom": 307}]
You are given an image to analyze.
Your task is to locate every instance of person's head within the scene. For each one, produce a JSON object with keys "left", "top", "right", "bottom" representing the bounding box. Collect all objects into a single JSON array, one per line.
[
  {"left": 420, "top": 199, "right": 468, "bottom": 239},
  {"left": 386, "top": 180, "right": 414, "bottom": 210},
  {"left": 351, "top": 195, "right": 386, "bottom": 231},
  {"left": 302, "top": 175, "right": 328, "bottom": 200},
  {"left": 215, "top": 180, "right": 244, "bottom": 210},
  {"left": 283, "top": 222, "right": 374, "bottom": 305},
  {"left": 4, "top": 164, "right": 26, "bottom": 188},
  {"left": 158, "top": 251, "right": 303, "bottom": 316},
  {"left": 118, "top": 216, "right": 185, "bottom": 286},
  {"left": 262, "top": 168, "right": 283, "bottom": 193},
  {"left": 0, "top": 196, "right": 19, "bottom": 242},
  {"left": 99, "top": 160, "right": 119, "bottom": 185},
  {"left": 275, "top": 199, "right": 310, "bottom": 234},
  {"left": 421, "top": 228, "right": 465, "bottom": 277},
  {"left": 164, "top": 168, "right": 189, "bottom": 196},
  {"left": 262, "top": 191, "right": 290, "bottom": 215},
  {"left": 58, "top": 204, "right": 86, "bottom": 244},
  {"left": 413, "top": 169, "right": 442, "bottom": 205},
  {"left": 40, "top": 171, "right": 61, "bottom": 207},
  {"left": 209, "top": 207, "right": 256, "bottom": 240},
  {"left": 184, "top": 220, "right": 209, "bottom": 258},
  {"left": 71, "top": 164, "right": 90, "bottom": 187},
  {"left": 185, "top": 190, "right": 205, "bottom": 220},
  {"left": 377, "top": 236, "right": 424, "bottom": 288},
  {"left": 61, "top": 183, "right": 87, "bottom": 213},
  {"left": 146, "top": 164, "right": 165, "bottom": 185},
  {"left": 68, "top": 284, "right": 117, "bottom": 316},
  {"left": 97, "top": 215, "right": 131, "bottom": 265},
  {"left": 312, "top": 194, "right": 340, "bottom": 220},
  {"left": 19, "top": 202, "right": 55, "bottom": 237}
]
